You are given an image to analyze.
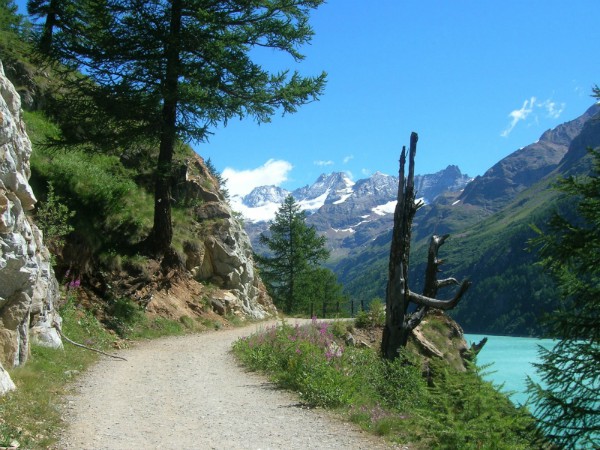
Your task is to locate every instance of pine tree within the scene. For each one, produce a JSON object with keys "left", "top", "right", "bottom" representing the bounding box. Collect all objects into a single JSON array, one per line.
[
  {"left": 527, "top": 145, "right": 600, "bottom": 448},
  {"left": 1, "top": 0, "right": 27, "bottom": 58},
  {"left": 298, "top": 266, "right": 347, "bottom": 317},
  {"left": 257, "top": 195, "right": 329, "bottom": 314},
  {"left": 0, "top": 0, "right": 21, "bottom": 32},
  {"left": 37, "top": 0, "right": 326, "bottom": 258},
  {"left": 26, "top": 0, "right": 69, "bottom": 53}
]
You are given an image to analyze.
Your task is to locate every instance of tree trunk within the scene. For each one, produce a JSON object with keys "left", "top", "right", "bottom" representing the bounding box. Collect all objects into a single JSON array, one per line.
[
  {"left": 39, "top": 0, "right": 58, "bottom": 54},
  {"left": 381, "top": 132, "right": 420, "bottom": 359},
  {"left": 381, "top": 132, "right": 470, "bottom": 360},
  {"left": 149, "top": 0, "right": 182, "bottom": 258}
]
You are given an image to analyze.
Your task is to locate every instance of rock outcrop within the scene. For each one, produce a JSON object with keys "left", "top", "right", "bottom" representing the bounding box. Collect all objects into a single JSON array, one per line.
[
  {"left": 0, "top": 61, "right": 62, "bottom": 393},
  {"left": 178, "top": 156, "right": 276, "bottom": 319}
]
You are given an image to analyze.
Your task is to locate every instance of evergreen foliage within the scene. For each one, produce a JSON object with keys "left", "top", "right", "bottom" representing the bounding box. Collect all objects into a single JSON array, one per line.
[
  {"left": 257, "top": 195, "right": 340, "bottom": 314},
  {"left": 0, "top": 0, "right": 21, "bottom": 32},
  {"left": 0, "top": 0, "right": 29, "bottom": 60},
  {"left": 32, "top": 0, "right": 327, "bottom": 256},
  {"left": 205, "top": 157, "right": 229, "bottom": 200},
  {"left": 527, "top": 147, "right": 600, "bottom": 448}
]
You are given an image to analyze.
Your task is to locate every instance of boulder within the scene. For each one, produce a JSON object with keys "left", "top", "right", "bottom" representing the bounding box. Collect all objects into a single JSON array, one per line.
[{"left": 0, "top": 361, "right": 15, "bottom": 395}]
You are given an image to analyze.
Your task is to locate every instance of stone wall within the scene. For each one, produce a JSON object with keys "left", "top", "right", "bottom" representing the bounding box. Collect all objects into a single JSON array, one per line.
[{"left": 0, "top": 61, "right": 62, "bottom": 394}]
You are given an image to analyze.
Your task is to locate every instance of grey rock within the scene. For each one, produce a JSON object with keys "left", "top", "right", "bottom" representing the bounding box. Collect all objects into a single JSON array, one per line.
[
  {"left": 0, "top": 61, "right": 62, "bottom": 377},
  {"left": 175, "top": 153, "right": 277, "bottom": 320},
  {"left": 0, "top": 360, "right": 15, "bottom": 395}
]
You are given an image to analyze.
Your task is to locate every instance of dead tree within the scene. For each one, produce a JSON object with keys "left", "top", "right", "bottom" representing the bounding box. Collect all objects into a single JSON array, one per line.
[{"left": 381, "top": 132, "right": 471, "bottom": 360}]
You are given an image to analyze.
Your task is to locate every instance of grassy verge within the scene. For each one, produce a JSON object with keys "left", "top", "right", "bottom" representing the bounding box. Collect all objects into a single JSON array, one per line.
[
  {"left": 0, "top": 293, "right": 223, "bottom": 449},
  {"left": 232, "top": 318, "right": 544, "bottom": 450}
]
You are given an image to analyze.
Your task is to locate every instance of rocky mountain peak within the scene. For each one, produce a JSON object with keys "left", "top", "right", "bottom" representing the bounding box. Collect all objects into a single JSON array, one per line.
[
  {"left": 240, "top": 165, "right": 471, "bottom": 259},
  {"left": 293, "top": 171, "right": 354, "bottom": 204},
  {"left": 459, "top": 103, "right": 600, "bottom": 209},
  {"left": 243, "top": 185, "right": 290, "bottom": 208}
]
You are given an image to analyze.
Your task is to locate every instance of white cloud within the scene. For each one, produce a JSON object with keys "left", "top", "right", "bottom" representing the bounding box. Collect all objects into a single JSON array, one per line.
[
  {"left": 222, "top": 159, "right": 293, "bottom": 197},
  {"left": 343, "top": 155, "right": 354, "bottom": 164},
  {"left": 539, "top": 99, "right": 565, "bottom": 119},
  {"left": 501, "top": 96, "right": 567, "bottom": 137},
  {"left": 501, "top": 97, "right": 536, "bottom": 137},
  {"left": 361, "top": 168, "right": 371, "bottom": 176},
  {"left": 314, "top": 160, "right": 334, "bottom": 166}
]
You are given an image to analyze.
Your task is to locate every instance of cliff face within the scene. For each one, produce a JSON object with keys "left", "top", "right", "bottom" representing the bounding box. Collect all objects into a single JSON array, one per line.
[
  {"left": 178, "top": 156, "right": 275, "bottom": 319},
  {"left": 0, "top": 61, "right": 62, "bottom": 394}
]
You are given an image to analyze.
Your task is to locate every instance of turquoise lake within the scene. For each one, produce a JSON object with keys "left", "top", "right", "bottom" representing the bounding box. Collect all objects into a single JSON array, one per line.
[{"left": 464, "top": 334, "right": 555, "bottom": 407}]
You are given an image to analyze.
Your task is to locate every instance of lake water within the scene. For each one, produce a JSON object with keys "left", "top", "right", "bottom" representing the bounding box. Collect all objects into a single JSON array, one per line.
[{"left": 464, "top": 334, "right": 555, "bottom": 407}]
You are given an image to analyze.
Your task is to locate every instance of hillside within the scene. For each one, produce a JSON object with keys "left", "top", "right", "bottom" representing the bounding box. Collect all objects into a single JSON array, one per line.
[
  {"left": 336, "top": 104, "right": 600, "bottom": 335},
  {"left": 0, "top": 12, "right": 277, "bottom": 377}
]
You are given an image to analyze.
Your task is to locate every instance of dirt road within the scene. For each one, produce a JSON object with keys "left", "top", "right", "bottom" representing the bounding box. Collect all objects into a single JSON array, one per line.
[{"left": 59, "top": 320, "right": 396, "bottom": 449}]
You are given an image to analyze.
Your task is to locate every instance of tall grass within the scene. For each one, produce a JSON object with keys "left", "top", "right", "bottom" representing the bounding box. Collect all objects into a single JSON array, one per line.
[{"left": 232, "top": 319, "right": 542, "bottom": 449}]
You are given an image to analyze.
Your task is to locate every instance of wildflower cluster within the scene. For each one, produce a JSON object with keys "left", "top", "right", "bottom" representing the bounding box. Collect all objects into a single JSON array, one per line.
[
  {"left": 233, "top": 318, "right": 348, "bottom": 407},
  {"left": 64, "top": 269, "right": 81, "bottom": 290},
  {"left": 233, "top": 319, "right": 540, "bottom": 448}
]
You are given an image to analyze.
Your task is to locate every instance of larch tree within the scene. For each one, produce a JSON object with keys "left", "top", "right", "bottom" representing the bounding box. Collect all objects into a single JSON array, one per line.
[
  {"left": 257, "top": 195, "right": 330, "bottom": 314},
  {"left": 297, "top": 266, "right": 347, "bottom": 317},
  {"left": 527, "top": 143, "right": 600, "bottom": 448},
  {"left": 38, "top": 0, "right": 326, "bottom": 259},
  {"left": 26, "top": 0, "right": 73, "bottom": 54}
]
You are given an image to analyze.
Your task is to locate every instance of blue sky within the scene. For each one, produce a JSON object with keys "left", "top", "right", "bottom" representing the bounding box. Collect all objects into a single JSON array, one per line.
[{"left": 15, "top": 1, "right": 600, "bottom": 197}]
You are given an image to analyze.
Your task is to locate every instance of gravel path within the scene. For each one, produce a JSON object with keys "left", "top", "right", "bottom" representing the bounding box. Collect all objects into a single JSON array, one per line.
[{"left": 59, "top": 320, "right": 397, "bottom": 449}]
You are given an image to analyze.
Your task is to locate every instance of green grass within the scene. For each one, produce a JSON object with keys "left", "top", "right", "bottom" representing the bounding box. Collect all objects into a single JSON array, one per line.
[{"left": 232, "top": 319, "right": 543, "bottom": 449}]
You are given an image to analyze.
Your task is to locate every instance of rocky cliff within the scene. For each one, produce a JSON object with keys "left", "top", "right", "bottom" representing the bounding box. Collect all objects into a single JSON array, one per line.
[
  {"left": 176, "top": 156, "right": 275, "bottom": 319},
  {"left": 81, "top": 152, "right": 277, "bottom": 323},
  {"left": 0, "top": 61, "right": 62, "bottom": 394}
]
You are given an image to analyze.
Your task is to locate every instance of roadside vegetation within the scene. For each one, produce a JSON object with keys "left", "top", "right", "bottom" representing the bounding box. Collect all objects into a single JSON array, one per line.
[{"left": 232, "top": 318, "right": 541, "bottom": 449}]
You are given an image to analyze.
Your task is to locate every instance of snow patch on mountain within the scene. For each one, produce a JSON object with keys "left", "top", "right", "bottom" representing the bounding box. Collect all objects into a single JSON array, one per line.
[
  {"left": 333, "top": 192, "right": 353, "bottom": 204},
  {"left": 372, "top": 200, "right": 397, "bottom": 216},
  {"left": 234, "top": 166, "right": 471, "bottom": 225},
  {"left": 298, "top": 190, "right": 330, "bottom": 212}
]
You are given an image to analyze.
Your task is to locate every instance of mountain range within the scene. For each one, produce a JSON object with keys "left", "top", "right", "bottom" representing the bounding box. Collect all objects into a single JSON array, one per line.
[
  {"left": 237, "top": 102, "right": 600, "bottom": 336},
  {"left": 336, "top": 102, "right": 600, "bottom": 335},
  {"left": 233, "top": 165, "right": 472, "bottom": 259}
]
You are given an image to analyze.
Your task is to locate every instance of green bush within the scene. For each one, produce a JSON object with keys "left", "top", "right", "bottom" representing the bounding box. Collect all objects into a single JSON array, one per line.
[
  {"left": 105, "top": 298, "right": 144, "bottom": 337},
  {"left": 354, "top": 298, "right": 385, "bottom": 328},
  {"left": 35, "top": 181, "right": 75, "bottom": 256}
]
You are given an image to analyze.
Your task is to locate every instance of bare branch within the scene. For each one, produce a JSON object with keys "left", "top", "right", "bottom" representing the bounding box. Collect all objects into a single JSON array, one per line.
[
  {"left": 408, "top": 279, "right": 471, "bottom": 310},
  {"left": 437, "top": 277, "right": 460, "bottom": 288}
]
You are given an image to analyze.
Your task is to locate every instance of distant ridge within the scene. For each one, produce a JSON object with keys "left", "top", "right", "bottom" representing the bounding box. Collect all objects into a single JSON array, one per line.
[
  {"left": 458, "top": 103, "right": 600, "bottom": 210},
  {"left": 335, "top": 103, "right": 600, "bottom": 336},
  {"left": 237, "top": 165, "right": 472, "bottom": 258}
]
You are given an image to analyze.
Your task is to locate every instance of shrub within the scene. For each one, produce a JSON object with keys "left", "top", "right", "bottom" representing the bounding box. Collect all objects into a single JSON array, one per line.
[
  {"left": 35, "top": 181, "right": 75, "bottom": 257},
  {"left": 232, "top": 320, "right": 541, "bottom": 449},
  {"left": 354, "top": 298, "right": 385, "bottom": 328},
  {"left": 105, "top": 298, "right": 144, "bottom": 337}
]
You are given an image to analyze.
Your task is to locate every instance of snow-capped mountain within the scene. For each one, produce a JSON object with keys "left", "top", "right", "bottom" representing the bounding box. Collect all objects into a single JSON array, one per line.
[{"left": 234, "top": 165, "right": 472, "bottom": 258}]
